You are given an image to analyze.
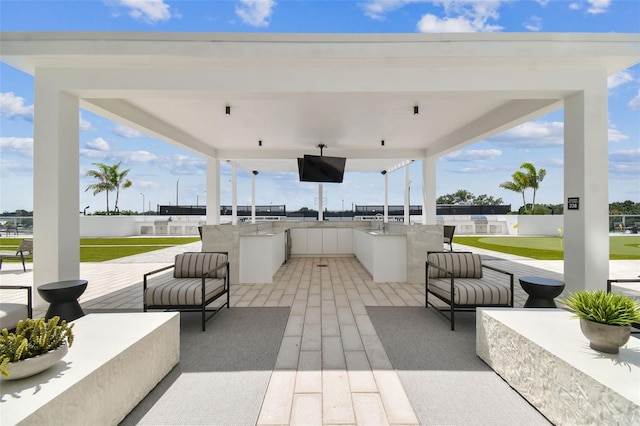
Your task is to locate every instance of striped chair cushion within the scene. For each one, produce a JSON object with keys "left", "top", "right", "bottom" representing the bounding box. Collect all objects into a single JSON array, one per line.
[
  {"left": 428, "top": 252, "right": 483, "bottom": 278},
  {"left": 174, "top": 252, "right": 227, "bottom": 278},
  {"left": 428, "top": 270, "right": 511, "bottom": 305},
  {"left": 145, "top": 272, "right": 226, "bottom": 306}
]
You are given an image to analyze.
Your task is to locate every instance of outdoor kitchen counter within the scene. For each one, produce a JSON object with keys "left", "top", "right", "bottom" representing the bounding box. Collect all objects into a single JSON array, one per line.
[
  {"left": 239, "top": 230, "right": 285, "bottom": 283},
  {"left": 353, "top": 228, "right": 407, "bottom": 282}
]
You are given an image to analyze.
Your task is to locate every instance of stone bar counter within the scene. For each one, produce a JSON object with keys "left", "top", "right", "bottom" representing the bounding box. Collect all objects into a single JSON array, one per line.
[{"left": 201, "top": 221, "right": 443, "bottom": 285}]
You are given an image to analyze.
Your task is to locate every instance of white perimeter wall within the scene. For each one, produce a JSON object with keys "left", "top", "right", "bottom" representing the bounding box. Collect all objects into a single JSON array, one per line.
[
  {"left": 78, "top": 215, "right": 565, "bottom": 237},
  {"left": 516, "top": 215, "right": 565, "bottom": 236}
]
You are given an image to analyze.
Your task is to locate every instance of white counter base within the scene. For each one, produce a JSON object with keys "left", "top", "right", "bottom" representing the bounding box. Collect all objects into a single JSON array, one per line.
[
  {"left": 1, "top": 312, "right": 180, "bottom": 426},
  {"left": 239, "top": 231, "right": 285, "bottom": 283},
  {"left": 477, "top": 308, "right": 640, "bottom": 425}
]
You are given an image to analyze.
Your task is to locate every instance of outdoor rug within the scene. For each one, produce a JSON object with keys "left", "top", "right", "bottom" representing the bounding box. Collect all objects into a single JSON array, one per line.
[
  {"left": 366, "top": 306, "right": 551, "bottom": 425},
  {"left": 120, "top": 307, "right": 290, "bottom": 426}
]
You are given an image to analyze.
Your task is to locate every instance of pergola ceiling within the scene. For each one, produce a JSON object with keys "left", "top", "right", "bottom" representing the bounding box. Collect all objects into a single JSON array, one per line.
[{"left": 2, "top": 32, "right": 638, "bottom": 174}]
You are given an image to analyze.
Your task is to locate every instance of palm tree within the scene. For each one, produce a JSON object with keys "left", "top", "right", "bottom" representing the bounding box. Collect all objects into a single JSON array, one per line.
[
  {"left": 85, "top": 162, "right": 116, "bottom": 214},
  {"left": 520, "top": 162, "right": 546, "bottom": 213},
  {"left": 109, "top": 162, "right": 132, "bottom": 213},
  {"left": 499, "top": 170, "right": 528, "bottom": 212}
]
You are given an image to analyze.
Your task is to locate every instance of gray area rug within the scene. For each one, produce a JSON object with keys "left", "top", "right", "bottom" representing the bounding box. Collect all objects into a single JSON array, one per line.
[
  {"left": 366, "top": 306, "right": 551, "bottom": 426},
  {"left": 120, "top": 307, "right": 290, "bottom": 426}
]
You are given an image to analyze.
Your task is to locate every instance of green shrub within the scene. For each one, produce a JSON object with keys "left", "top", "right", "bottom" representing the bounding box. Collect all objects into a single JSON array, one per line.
[
  {"left": 562, "top": 290, "right": 640, "bottom": 326},
  {"left": 0, "top": 316, "right": 74, "bottom": 376}
]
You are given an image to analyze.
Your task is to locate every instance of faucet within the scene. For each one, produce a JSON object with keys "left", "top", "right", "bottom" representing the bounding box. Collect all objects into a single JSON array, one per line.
[{"left": 374, "top": 213, "right": 384, "bottom": 231}]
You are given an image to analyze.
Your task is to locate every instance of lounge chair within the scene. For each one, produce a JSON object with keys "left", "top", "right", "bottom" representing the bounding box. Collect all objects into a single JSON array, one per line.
[
  {"left": 0, "top": 285, "right": 33, "bottom": 330},
  {"left": 443, "top": 225, "right": 455, "bottom": 251},
  {"left": 143, "top": 252, "right": 230, "bottom": 331},
  {"left": 0, "top": 238, "right": 33, "bottom": 272},
  {"left": 426, "top": 251, "right": 514, "bottom": 330}
]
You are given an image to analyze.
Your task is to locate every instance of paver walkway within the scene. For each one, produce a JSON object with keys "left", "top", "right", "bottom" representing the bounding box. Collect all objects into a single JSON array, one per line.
[{"left": 1, "top": 242, "right": 638, "bottom": 424}]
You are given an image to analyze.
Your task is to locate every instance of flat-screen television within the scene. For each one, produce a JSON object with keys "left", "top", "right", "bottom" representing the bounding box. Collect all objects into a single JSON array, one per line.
[{"left": 297, "top": 155, "right": 346, "bottom": 183}]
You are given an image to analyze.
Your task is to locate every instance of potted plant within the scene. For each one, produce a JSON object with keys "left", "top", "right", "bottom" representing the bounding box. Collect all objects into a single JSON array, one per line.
[
  {"left": 1, "top": 316, "right": 74, "bottom": 380},
  {"left": 562, "top": 290, "right": 640, "bottom": 354}
]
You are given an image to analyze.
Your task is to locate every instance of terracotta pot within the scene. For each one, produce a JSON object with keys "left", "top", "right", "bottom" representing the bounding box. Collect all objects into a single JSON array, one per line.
[
  {"left": 579, "top": 319, "right": 631, "bottom": 354},
  {"left": 2, "top": 343, "right": 68, "bottom": 380}
]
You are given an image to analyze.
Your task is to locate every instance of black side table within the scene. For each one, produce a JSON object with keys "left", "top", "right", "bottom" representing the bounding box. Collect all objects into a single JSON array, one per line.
[
  {"left": 519, "top": 276, "right": 565, "bottom": 308},
  {"left": 38, "top": 280, "right": 88, "bottom": 321}
]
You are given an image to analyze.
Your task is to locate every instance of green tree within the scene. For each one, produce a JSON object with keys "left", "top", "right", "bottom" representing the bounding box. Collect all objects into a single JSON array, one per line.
[
  {"left": 474, "top": 194, "right": 504, "bottom": 206},
  {"left": 499, "top": 169, "right": 528, "bottom": 212},
  {"left": 109, "top": 162, "right": 132, "bottom": 213},
  {"left": 85, "top": 162, "right": 116, "bottom": 214},
  {"left": 437, "top": 190, "right": 504, "bottom": 206},
  {"left": 85, "top": 161, "right": 132, "bottom": 215},
  {"left": 520, "top": 162, "right": 546, "bottom": 213}
]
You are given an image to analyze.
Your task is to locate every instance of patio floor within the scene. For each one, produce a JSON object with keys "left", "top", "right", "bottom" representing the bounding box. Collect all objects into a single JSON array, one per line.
[{"left": 1, "top": 241, "right": 638, "bottom": 424}]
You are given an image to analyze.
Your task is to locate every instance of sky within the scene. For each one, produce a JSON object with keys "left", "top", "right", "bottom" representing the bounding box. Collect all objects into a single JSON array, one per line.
[{"left": 1, "top": 0, "right": 639, "bottom": 214}]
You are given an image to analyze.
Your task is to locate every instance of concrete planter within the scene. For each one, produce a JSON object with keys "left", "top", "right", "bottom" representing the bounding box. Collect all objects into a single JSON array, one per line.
[
  {"left": 2, "top": 343, "right": 68, "bottom": 380},
  {"left": 579, "top": 319, "right": 631, "bottom": 354}
]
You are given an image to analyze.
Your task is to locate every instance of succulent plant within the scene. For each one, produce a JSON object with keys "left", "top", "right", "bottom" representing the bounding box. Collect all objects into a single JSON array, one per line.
[{"left": 0, "top": 316, "right": 74, "bottom": 377}]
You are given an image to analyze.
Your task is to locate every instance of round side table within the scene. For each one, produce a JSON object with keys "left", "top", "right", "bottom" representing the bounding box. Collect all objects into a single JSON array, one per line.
[
  {"left": 519, "top": 276, "right": 565, "bottom": 308},
  {"left": 38, "top": 280, "right": 88, "bottom": 321}
]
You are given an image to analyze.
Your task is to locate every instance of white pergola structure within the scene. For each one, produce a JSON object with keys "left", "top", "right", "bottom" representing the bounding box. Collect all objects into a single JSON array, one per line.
[{"left": 1, "top": 32, "right": 638, "bottom": 298}]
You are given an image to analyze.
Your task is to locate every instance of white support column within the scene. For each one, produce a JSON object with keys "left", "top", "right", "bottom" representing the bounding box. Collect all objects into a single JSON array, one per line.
[
  {"left": 563, "top": 78, "right": 609, "bottom": 293},
  {"left": 33, "top": 77, "right": 80, "bottom": 307},
  {"left": 383, "top": 173, "right": 389, "bottom": 222},
  {"left": 206, "top": 158, "right": 220, "bottom": 225},
  {"left": 404, "top": 164, "right": 410, "bottom": 224},
  {"left": 422, "top": 156, "right": 437, "bottom": 225},
  {"left": 231, "top": 164, "right": 238, "bottom": 225},
  {"left": 318, "top": 183, "right": 324, "bottom": 221},
  {"left": 251, "top": 172, "right": 257, "bottom": 224}
]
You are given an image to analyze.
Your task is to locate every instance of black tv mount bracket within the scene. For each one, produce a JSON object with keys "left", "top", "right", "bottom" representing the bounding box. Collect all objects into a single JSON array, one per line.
[{"left": 317, "top": 144, "right": 326, "bottom": 156}]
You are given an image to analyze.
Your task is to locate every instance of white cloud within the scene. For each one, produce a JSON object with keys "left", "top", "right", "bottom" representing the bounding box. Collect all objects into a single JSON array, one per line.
[
  {"left": 587, "top": 0, "right": 611, "bottom": 14},
  {"left": 79, "top": 112, "right": 94, "bottom": 131},
  {"left": 80, "top": 148, "right": 107, "bottom": 159},
  {"left": 543, "top": 157, "right": 564, "bottom": 167},
  {"left": 442, "top": 149, "right": 502, "bottom": 162},
  {"left": 117, "top": 150, "right": 159, "bottom": 163},
  {"left": 491, "top": 120, "right": 628, "bottom": 146},
  {"left": 524, "top": 16, "right": 542, "bottom": 32},
  {"left": 455, "top": 165, "right": 501, "bottom": 173},
  {"left": 628, "top": 90, "right": 640, "bottom": 111},
  {"left": 417, "top": 0, "right": 504, "bottom": 33},
  {"left": 607, "top": 71, "right": 633, "bottom": 89},
  {"left": 86, "top": 137, "right": 110, "bottom": 151},
  {"left": 167, "top": 154, "right": 206, "bottom": 175},
  {"left": 364, "top": 0, "right": 504, "bottom": 31},
  {"left": 608, "top": 126, "right": 629, "bottom": 143},
  {"left": 609, "top": 148, "right": 640, "bottom": 162},
  {"left": 113, "top": 124, "right": 143, "bottom": 138},
  {"left": 109, "top": 0, "right": 171, "bottom": 24},
  {"left": 491, "top": 121, "right": 564, "bottom": 147},
  {"left": 0, "top": 92, "right": 34, "bottom": 121},
  {"left": 0, "top": 137, "right": 34, "bottom": 157},
  {"left": 0, "top": 158, "right": 32, "bottom": 178},
  {"left": 609, "top": 149, "right": 640, "bottom": 179},
  {"left": 362, "top": 0, "right": 417, "bottom": 20},
  {"left": 536, "top": 0, "right": 550, "bottom": 5},
  {"left": 138, "top": 180, "right": 161, "bottom": 190},
  {"left": 418, "top": 14, "right": 477, "bottom": 32},
  {"left": 236, "top": 0, "right": 276, "bottom": 27},
  {"left": 569, "top": 2, "right": 581, "bottom": 10}
]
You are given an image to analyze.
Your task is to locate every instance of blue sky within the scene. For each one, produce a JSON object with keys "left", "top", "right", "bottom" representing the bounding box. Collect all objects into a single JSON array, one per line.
[{"left": 1, "top": 0, "right": 639, "bottom": 214}]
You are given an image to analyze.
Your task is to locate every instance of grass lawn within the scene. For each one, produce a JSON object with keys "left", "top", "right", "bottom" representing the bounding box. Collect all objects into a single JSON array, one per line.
[
  {"left": 0, "top": 237, "right": 200, "bottom": 262},
  {"left": 454, "top": 236, "right": 640, "bottom": 260}
]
